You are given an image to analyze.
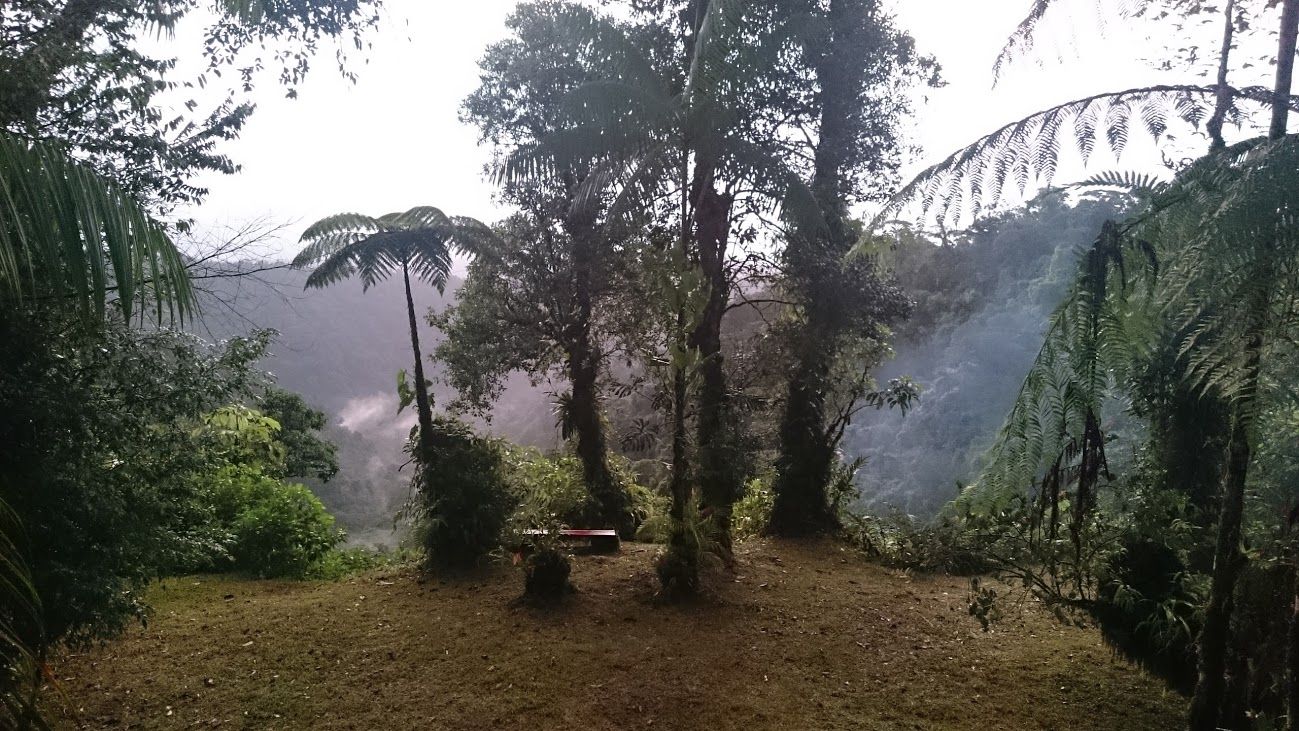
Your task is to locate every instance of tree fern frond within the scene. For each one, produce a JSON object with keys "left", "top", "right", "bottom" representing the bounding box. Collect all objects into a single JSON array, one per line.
[
  {"left": 878, "top": 85, "right": 1297, "bottom": 227},
  {"left": 993, "top": 0, "right": 1153, "bottom": 82},
  {"left": 1077, "top": 169, "right": 1166, "bottom": 193},
  {"left": 295, "top": 206, "right": 486, "bottom": 293},
  {"left": 299, "top": 213, "right": 382, "bottom": 243}
]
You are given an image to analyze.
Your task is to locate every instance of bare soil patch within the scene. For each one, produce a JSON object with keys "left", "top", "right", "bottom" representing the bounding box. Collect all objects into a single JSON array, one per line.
[{"left": 48, "top": 539, "right": 1184, "bottom": 730}]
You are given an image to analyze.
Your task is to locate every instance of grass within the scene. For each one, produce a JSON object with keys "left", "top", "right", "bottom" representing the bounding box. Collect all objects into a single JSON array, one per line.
[{"left": 47, "top": 539, "right": 1184, "bottom": 730}]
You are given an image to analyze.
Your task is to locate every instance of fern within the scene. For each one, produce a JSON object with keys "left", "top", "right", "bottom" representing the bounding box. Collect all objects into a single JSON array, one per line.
[
  {"left": 292, "top": 208, "right": 491, "bottom": 293},
  {"left": 878, "top": 84, "right": 1294, "bottom": 228},
  {"left": 1077, "top": 170, "right": 1167, "bottom": 194},
  {"left": 967, "top": 134, "right": 1299, "bottom": 511}
]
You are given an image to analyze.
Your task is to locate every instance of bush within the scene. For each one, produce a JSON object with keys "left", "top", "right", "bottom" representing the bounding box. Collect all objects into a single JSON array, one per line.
[
  {"left": 523, "top": 548, "right": 572, "bottom": 600},
  {"left": 230, "top": 482, "right": 342, "bottom": 578},
  {"left": 406, "top": 417, "right": 514, "bottom": 570},
  {"left": 195, "top": 464, "right": 343, "bottom": 578},
  {"left": 306, "top": 546, "right": 412, "bottom": 581},
  {"left": 732, "top": 474, "right": 775, "bottom": 541},
  {"left": 0, "top": 312, "right": 275, "bottom": 647},
  {"left": 841, "top": 511, "right": 993, "bottom": 575},
  {"left": 504, "top": 448, "right": 664, "bottom": 539}
]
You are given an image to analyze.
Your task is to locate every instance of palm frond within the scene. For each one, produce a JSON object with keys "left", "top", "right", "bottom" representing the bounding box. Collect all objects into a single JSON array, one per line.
[{"left": 0, "top": 132, "right": 192, "bottom": 320}]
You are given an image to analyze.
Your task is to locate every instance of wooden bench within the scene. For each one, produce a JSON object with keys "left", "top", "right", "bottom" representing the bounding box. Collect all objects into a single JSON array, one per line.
[{"left": 522, "top": 528, "right": 620, "bottom": 554}]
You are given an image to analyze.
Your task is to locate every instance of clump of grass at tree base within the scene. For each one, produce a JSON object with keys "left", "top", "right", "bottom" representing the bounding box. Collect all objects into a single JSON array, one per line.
[{"left": 647, "top": 496, "right": 726, "bottom": 598}]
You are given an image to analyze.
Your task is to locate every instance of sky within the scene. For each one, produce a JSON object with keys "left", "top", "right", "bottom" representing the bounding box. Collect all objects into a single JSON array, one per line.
[{"left": 168, "top": 0, "right": 1207, "bottom": 259}]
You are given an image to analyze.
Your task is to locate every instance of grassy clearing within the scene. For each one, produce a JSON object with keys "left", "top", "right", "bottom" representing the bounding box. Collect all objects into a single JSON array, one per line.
[{"left": 48, "top": 539, "right": 1184, "bottom": 730}]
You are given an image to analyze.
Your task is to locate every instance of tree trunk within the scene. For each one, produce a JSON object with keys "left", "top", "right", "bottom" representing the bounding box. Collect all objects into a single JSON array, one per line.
[
  {"left": 402, "top": 259, "right": 436, "bottom": 462},
  {"left": 564, "top": 209, "right": 628, "bottom": 534},
  {"left": 1287, "top": 560, "right": 1299, "bottom": 730},
  {"left": 1188, "top": 410, "right": 1251, "bottom": 730},
  {"left": 1190, "top": 6, "right": 1295, "bottom": 725},
  {"left": 1206, "top": 0, "right": 1236, "bottom": 152},
  {"left": 1272, "top": 0, "right": 1299, "bottom": 141},
  {"left": 567, "top": 334, "right": 628, "bottom": 534},
  {"left": 768, "top": 0, "right": 861, "bottom": 537},
  {"left": 769, "top": 343, "right": 837, "bottom": 536},
  {"left": 689, "top": 180, "right": 739, "bottom": 555},
  {"left": 658, "top": 312, "right": 699, "bottom": 597}
]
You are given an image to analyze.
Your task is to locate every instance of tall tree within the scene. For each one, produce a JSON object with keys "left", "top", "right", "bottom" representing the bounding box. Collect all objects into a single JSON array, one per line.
[
  {"left": 455, "top": 2, "right": 667, "bottom": 534},
  {"left": 434, "top": 208, "right": 642, "bottom": 533},
  {"left": 1190, "top": 2, "right": 1299, "bottom": 726},
  {"left": 767, "top": 0, "right": 931, "bottom": 536}
]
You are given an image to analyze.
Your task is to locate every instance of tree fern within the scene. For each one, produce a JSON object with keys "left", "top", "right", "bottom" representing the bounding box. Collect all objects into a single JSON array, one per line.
[
  {"left": 994, "top": 0, "right": 1155, "bottom": 81},
  {"left": 965, "top": 133, "right": 1299, "bottom": 511}
]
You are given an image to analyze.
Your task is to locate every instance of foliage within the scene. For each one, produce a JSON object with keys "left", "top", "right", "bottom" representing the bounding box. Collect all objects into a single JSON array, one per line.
[
  {"left": 653, "top": 498, "right": 726, "bottom": 598},
  {"left": 0, "top": 130, "right": 193, "bottom": 320},
  {"left": 305, "top": 546, "right": 413, "bottom": 582},
  {"left": 259, "top": 388, "right": 339, "bottom": 482},
  {"left": 0, "top": 497, "right": 43, "bottom": 730},
  {"left": 228, "top": 479, "right": 342, "bottom": 579},
  {"left": 841, "top": 511, "right": 994, "bottom": 576},
  {"left": 0, "top": 0, "right": 383, "bottom": 209},
  {"left": 402, "top": 417, "right": 515, "bottom": 571},
  {"left": 503, "top": 448, "right": 662, "bottom": 543},
  {"left": 293, "top": 204, "right": 491, "bottom": 475},
  {"left": 850, "top": 194, "right": 1130, "bottom": 517},
  {"left": 732, "top": 474, "right": 775, "bottom": 542},
  {"left": 293, "top": 208, "right": 486, "bottom": 294},
  {"left": 0, "top": 310, "right": 272, "bottom": 647},
  {"left": 523, "top": 548, "right": 574, "bottom": 601},
  {"left": 197, "top": 464, "right": 343, "bottom": 578}
]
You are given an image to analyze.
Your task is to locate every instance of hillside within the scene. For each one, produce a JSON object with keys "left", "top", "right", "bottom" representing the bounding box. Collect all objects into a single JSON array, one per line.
[
  {"left": 846, "top": 194, "right": 1132, "bottom": 517},
  {"left": 50, "top": 540, "right": 1183, "bottom": 730}
]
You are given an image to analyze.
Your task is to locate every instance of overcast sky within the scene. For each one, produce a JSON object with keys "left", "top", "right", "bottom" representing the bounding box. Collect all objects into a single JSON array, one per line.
[{"left": 170, "top": 0, "right": 1213, "bottom": 258}]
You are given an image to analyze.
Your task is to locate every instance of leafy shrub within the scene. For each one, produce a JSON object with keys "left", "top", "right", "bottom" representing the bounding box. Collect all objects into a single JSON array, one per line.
[
  {"left": 0, "top": 312, "right": 274, "bottom": 647},
  {"left": 841, "top": 511, "right": 993, "bottom": 575},
  {"left": 504, "top": 448, "right": 663, "bottom": 539},
  {"left": 230, "top": 482, "right": 341, "bottom": 578},
  {"left": 195, "top": 464, "right": 343, "bottom": 578},
  {"left": 405, "top": 417, "right": 515, "bottom": 570},
  {"left": 523, "top": 548, "right": 573, "bottom": 600},
  {"left": 732, "top": 474, "right": 775, "bottom": 541}
]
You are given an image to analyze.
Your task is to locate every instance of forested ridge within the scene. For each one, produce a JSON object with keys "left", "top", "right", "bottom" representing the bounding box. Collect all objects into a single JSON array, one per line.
[{"left": 4, "top": 0, "right": 1299, "bottom": 729}]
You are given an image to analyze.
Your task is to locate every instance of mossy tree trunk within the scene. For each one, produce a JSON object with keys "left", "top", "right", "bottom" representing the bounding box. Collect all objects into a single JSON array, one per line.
[
  {"left": 564, "top": 211, "right": 629, "bottom": 534},
  {"left": 769, "top": 0, "right": 863, "bottom": 537},
  {"left": 689, "top": 179, "right": 740, "bottom": 555}
]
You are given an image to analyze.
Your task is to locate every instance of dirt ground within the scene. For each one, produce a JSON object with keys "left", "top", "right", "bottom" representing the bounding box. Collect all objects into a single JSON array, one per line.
[{"left": 47, "top": 538, "right": 1185, "bottom": 730}]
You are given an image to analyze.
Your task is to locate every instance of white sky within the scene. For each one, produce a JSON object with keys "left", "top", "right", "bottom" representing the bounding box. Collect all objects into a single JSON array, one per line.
[{"left": 169, "top": 0, "right": 1231, "bottom": 257}]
